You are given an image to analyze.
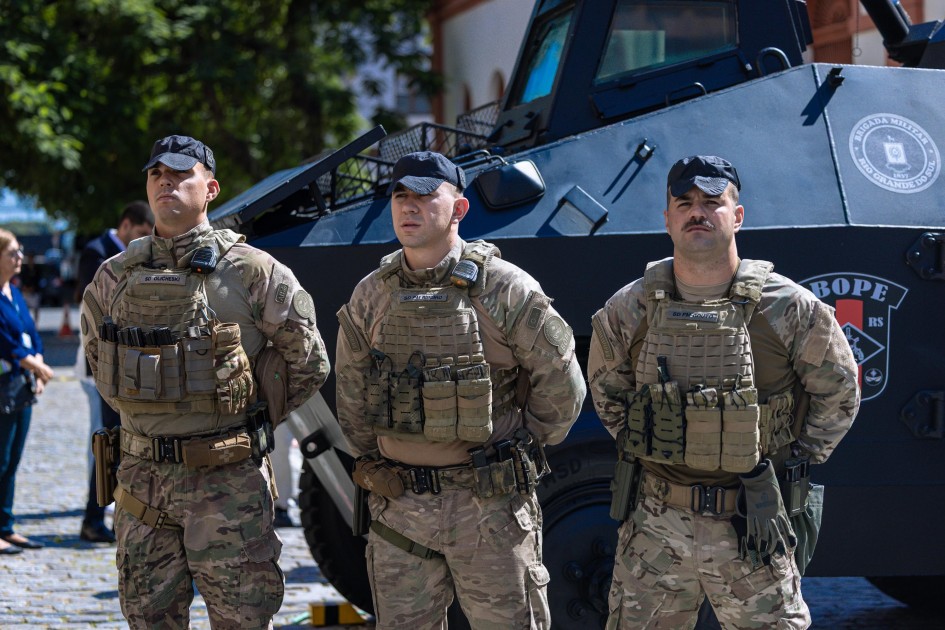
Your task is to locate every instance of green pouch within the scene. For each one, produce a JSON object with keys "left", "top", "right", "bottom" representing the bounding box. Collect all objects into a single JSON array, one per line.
[
  {"left": 649, "top": 381, "right": 685, "bottom": 464},
  {"left": 625, "top": 387, "right": 652, "bottom": 457},
  {"left": 792, "top": 483, "right": 824, "bottom": 576}
]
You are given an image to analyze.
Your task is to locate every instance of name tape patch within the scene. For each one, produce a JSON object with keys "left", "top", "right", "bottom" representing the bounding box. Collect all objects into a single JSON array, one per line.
[
  {"left": 400, "top": 293, "right": 448, "bottom": 302},
  {"left": 669, "top": 310, "right": 719, "bottom": 323},
  {"left": 141, "top": 274, "right": 186, "bottom": 285}
]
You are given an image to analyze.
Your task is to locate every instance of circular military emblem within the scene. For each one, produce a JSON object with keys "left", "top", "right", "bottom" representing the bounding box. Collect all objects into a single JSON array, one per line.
[
  {"left": 849, "top": 113, "right": 940, "bottom": 194},
  {"left": 543, "top": 315, "right": 572, "bottom": 355},
  {"left": 292, "top": 290, "right": 315, "bottom": 320},
  {"left": 864, "top": 368, "right": 883, "bottom": 387}
]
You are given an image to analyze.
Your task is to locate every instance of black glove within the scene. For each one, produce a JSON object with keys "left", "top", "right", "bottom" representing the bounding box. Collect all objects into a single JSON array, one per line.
[{"left": 736, "top": 459, "right": 796, "bottom": 557}]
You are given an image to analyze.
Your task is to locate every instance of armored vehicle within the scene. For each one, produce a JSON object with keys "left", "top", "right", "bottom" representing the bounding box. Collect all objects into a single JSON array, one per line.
[{"left": 210, "top": 0, "right": 945, "bottom": 625}]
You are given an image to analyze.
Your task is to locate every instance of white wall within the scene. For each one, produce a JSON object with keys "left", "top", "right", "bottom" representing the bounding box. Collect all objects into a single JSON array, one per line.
[{"left": 440, "top": 0, "right": 536, "bottom": 124}]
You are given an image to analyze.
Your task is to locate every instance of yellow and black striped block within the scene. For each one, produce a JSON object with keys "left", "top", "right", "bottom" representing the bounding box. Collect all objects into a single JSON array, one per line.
[{"left": 309, "top": 602, "right": 366, "bottom": 626}]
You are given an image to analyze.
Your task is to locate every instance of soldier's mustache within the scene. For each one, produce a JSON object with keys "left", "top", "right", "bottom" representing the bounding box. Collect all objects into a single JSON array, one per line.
[{"left": 685, "top": 218, "right": 715, "bottom": 230}]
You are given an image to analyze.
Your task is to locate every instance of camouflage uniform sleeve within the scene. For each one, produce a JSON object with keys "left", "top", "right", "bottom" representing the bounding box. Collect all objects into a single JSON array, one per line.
[
  {"left": 335, "top": 276, "right": 383, "bottom": 458},
  {"left": 587, "top": 280, "right": 647, "bottom": 440},
  {"left": 249, "top": 251, "right": 330, "bottom": 415},
  {"left": 79, "top": 255, "right": 123, "bottom": 405},
  {"left": 789, "top": 294, "right": 861, "bottom": 464},
  {"left": 489, "top": 260, "right": 586, "bottom": 446}
]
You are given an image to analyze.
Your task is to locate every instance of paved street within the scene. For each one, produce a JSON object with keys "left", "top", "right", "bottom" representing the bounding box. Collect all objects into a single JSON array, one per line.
[{"left": 0, "top": 308, "right": 941, "bottom": 628}]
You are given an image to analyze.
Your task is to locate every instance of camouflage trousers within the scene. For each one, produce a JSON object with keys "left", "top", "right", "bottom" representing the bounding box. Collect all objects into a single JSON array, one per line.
[
  {"left": 367, "top": 486, "right": 550, "bottom": 629},
  {"left": 114, "top": 455, "right": 284, "bottom": 629},
  {"left": 607, "top": 495, "right": 810, "bottom": 630}
]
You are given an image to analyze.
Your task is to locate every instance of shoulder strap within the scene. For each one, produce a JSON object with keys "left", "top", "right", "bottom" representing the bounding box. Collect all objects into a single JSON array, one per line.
[
  {"left": 642, "top": 258, "right": 674, "bottom": 325},
  {"left": 122, "top": 237, "right": 152, "bottom": 268},
  {"left": 729, "top": 259, "right": 773, "bottom": 322},
  {"left": 461, "top": 240, "right": 500, "bottom": 297},
  {"left": 377, "top": 250, "right": 404, "bottom": 290}
]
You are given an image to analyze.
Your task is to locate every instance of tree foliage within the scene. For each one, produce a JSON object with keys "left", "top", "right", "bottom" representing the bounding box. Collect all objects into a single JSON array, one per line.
[{"left": 0, "top": 0, "right": 436, "bottom": 231}]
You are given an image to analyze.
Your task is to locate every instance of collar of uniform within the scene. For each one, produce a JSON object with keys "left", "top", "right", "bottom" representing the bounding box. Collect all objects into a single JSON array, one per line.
[
  {"left": 400, "top": 240, "right": 464, "bottom": 287},
  {"left": 150, "top": 221, "right": 214, "bottom": 269}
]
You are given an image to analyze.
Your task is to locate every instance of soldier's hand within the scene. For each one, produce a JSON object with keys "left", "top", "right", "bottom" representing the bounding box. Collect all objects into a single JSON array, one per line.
[{"left": 736, "top": 459, "right": 796, "bottom": 557}]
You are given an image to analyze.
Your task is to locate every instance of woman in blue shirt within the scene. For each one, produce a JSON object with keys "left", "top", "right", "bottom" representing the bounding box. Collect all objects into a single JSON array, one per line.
[{"left": 0, "top": 229, "right": 54, "bottom": 555}]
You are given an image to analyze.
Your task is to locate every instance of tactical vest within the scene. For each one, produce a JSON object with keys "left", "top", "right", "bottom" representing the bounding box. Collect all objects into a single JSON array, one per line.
[
  {"left": 621, "top": 259, "right": 794, "bottom": 472},
  {"left": 93, "top": 230, "right": 256, "bottom": 419},
  {"left": 364, "top": 241, "right": 517, "bottom": 443}
]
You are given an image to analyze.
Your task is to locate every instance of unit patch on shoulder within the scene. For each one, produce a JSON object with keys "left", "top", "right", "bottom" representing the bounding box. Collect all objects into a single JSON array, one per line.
[
  {"left": 293, "top": 290, "right": 315, "bottom": 320},
  {"left": 275, "top": 283, "right": 289, "bottom": 304},
  {"left": 526, "top": 306, "right": 543, "bottom": 329},
  {"left": 543, "top": 316, "right": 572, "bottom": 356}
]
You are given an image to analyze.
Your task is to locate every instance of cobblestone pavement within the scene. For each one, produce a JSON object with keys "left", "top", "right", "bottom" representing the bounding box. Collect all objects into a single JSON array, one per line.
[{"left": 0, "top": 310, "right": 940, "bottom": 628}]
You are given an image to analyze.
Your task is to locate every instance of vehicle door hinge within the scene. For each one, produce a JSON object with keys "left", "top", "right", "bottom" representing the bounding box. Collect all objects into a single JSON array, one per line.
[
  {"left": 900, "top": 390, "right": 945, "bottom": 439},
  {"left": 905, "top": 232, "right": 944, "bottom": 280}
]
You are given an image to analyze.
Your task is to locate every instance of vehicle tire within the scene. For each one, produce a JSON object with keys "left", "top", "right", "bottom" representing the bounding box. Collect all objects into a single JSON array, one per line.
[
  {"left": 538, "top": 439, "right": 618, "bottom": 628},
  {"left": 298, "top": 451, "right": 374, "bottom": 614},
  {"left": 867, "top": 575, "right": 945, "bottom": 610}
]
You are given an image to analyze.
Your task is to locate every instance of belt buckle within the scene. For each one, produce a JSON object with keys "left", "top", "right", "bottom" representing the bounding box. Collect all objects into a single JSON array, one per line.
[
  {"left": 689, "top": 484, "right": 726, "bottom": 515},
  {"left": 409, "top": 468, "right": 441, "bottom": 495},
  {"left": 152, "top": 436, "right": 182, "bottom": 463}
]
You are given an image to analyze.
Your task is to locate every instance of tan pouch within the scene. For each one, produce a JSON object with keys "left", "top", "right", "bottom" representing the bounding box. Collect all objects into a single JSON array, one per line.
[
  {"left": 422, "top": 379, "right": 458, "bottom": 442},
  {"left": 684, "top": 387, "right": 721, "bottom": 471},
  {"left": 96, "top": 338, "right": 120, "bottom": 398},
  {"left": 457, "top": 378, "right": 492, "bottom": 442},
  {"left": 118, "top": 345, "right": 180, "bottom": 401},
  {"left": 365, "top": 366, "right": 390, "bottom": 431},
  {"left": 182, "top": 335, "right": 215, "bottom": 394},
  {"left": 353, "top": 459, "right": 405, "bottom": 499},
  {"left": 721, "top": 387, "right": 761, "bottom": 473},
  {"left": 760, "top": 389, "right": 795, "bottom": 455}
]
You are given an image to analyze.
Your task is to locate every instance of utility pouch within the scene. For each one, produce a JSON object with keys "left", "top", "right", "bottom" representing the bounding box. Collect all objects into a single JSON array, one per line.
[
  {"left": 456, "top": 360, "right": 493, "bottom": 443},
  {"left": 353, "top": 483, "right": 371, "bottom": 536},
  {"left": 469, "top": 446, "right": 495, "bottom": 498},
  {"left": 609, "top": 447, "right": 643, "bottom": 522},
  {"left": 246, "top": 401, "right": 274, "bottom": 466},
  {"left": 761, "top": 389, "right": 795, "bottom": 455},
  {"left": 389, "top": 368, "right": 424, "bottom": 436},
  {"left": 624, "top": 387, "right": 652, "bottom": 457},
  {"left": 92, "top": 427, "right": 120, "bottom": 508},
  {"left": 684, "top": 387, "right": 721, "bottom": 471},
  {"left": 421, "top": 363, "right": 458, "bottom": 442},
  {"left": 365, "top": 350, "right": 391, "bottom": 430},
  {"left": 95, "top": 338, "right": 120, "bottom": 398},
  {"left": 182, "top": 334, "right": 216, "bottom": 394},
  {"left": 212, "top": 321, "right": 254, "bottom": 415},
  {"left": 649, "top": 381, "right": 685, "bottom": 463},
  {"left": 721, "top": 386, "right": 761, "bottom": 473},
  {"left": 352, "top": 458, "right": 406, "bottom": 499},
  {"left": 781, "top": 456, "right": 811, "bottom": 518},
  {"left": 117, "top": 344, "right": 181, "bottom": 401}
]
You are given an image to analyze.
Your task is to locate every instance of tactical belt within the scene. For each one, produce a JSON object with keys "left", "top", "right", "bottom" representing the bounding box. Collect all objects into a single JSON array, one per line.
[
  {"left": 390, "top": 461, "right": 477, "bottom": 495},
  {"left": 120, "top": 427, "right": 253, "bottom": 469},
  {"left": 113, "top": 486, "right": 181, "bottom": 530},
  {"left": 370, "top": 520, "right": 443, "bottom": 560},
  {"left": 641, "top": 471, "right": 738, "bottom": 515}
]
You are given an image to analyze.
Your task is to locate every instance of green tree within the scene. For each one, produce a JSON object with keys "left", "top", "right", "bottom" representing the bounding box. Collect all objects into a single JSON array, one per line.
[{"left": 0, "top": 0, "right": 436, "bottom": 231}]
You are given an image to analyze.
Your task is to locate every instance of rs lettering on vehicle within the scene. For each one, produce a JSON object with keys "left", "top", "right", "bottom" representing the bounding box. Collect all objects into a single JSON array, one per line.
[{"left": 800, "top": 272, "right": 907, "bottom": 401}]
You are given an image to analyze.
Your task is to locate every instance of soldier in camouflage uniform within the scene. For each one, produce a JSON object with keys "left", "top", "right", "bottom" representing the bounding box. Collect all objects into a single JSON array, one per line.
[
  {"left": 587, "top": 156, "right": 860, "bottom": 629},
  {"left": 80, "top": 135, "right": 330, "bottom": 629},
  {"left": 336, "top": 151, "right": 586, "bottom": 628}
]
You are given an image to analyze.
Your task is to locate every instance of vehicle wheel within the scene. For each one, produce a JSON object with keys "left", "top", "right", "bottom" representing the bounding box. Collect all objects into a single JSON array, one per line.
[
  {"left": 538, "top": 440, "right": 617, "bottom": 628},
  {"left": 298, "top": 451, "right": 374, "bottom": 614},
  {"left": 867, "top": 575, "right": 945, "bottom": 610}
]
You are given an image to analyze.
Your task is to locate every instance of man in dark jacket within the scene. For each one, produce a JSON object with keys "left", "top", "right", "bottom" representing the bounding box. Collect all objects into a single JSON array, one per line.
[{"left": 78, "top": 201, "right": 153, "bottom": 542}]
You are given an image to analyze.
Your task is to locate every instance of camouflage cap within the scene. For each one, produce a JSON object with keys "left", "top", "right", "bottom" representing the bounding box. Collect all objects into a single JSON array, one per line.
[{"left": 667, "top": 155, "right": 740, "bottom": 197}]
